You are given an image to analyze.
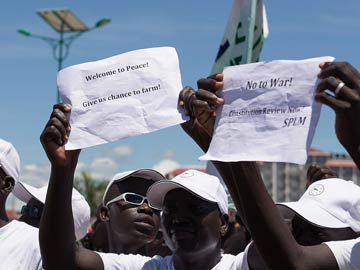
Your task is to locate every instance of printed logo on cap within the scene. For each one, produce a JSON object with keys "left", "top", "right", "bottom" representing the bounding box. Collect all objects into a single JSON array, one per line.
[
  {"left": 308, "top": 184, "right": 324, "bottom": 196},
  {"left": 180, "top": 170, "right": 195, "bottom": 178}
]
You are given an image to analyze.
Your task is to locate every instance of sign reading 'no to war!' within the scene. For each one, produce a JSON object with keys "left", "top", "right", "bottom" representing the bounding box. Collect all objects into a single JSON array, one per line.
[{"left": 200, "top": 56, "right": 334, "bottom": 164}]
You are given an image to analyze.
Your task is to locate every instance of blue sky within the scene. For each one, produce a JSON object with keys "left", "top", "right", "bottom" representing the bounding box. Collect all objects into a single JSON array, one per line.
[{"left": 1, "top": 1, "right": 360, "bottom": 194}]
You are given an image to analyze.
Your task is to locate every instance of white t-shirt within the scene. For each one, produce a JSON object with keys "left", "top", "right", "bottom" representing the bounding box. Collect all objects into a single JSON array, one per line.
[
  {"left": 97, "top": 245, "right": 250, "bottom": 270},
  {"left": 325, "top": 237, "right": 360, "bottom": 270},
  {"left": 0, "top": 220, "right": 43, "bottom": 269}
]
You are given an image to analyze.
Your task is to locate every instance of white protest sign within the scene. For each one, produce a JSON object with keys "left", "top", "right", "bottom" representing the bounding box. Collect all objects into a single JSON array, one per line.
[
  {"left": 200, "top": 56, "right": 334, "bottom": 164},
  {"left": 57, "top": 47, "right": 187, "bottom": 150}
]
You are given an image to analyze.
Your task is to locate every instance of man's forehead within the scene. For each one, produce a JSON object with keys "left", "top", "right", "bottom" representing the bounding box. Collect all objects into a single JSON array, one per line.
[{"left": 164, "top": 188, "right": 193, "bottom": 200}]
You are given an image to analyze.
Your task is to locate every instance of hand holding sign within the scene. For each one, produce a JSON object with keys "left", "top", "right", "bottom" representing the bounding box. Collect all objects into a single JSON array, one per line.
[
  {"left": 179, "top": 74, "right": 224, "bottom": 152},
  {"left": 316, "top": 61, "right": 360, "bottom": 167},
  {"left": 199, "top": 56, "right": 334, "bottom": 164},
  {"left": 40, "top": 104, "right": 80, "bottom": 168},
  {"left": 58, "top": 47, "right": 187, "bottom": 150}
]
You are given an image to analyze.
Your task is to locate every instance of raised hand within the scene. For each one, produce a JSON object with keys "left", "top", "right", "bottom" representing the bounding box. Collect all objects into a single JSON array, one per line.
[
  {"left": 179, "top": 74, "right": 224, "bottom": 151},
  {"left": 306, "top": 164, "right": 338, "bottom": 188},
  {"left": 316, "top": 62, "right": 360, "bottom": 166},
  {"left": 40, "top": 103, "right": 80, "bottom": 168}
]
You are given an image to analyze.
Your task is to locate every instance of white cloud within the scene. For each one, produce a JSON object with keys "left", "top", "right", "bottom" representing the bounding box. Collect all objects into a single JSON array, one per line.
[
  {"left": 90, "top": 157, "right": 116, "bottom": 168},
  {"left": 17, "top": 152, "right": 126, "bottom": 192},
  {"left": 23, "top": 164, "right": 39, "bottom": 172},
  {"left": 76, "top": 157, "right": 118, "bottom": 180},
  {"left": 7, "top": 162, "right": 50, "bottom": 211},
  {"left": 152, "top": 159, "right": 180, "bottom": 175},
  {"left": 111, "top": 145, "right": 134, "bottom": 158},
  {"left": 75, "top": 161, "right": 87, "bottom": 172},
  {"left": 20, "top": 162, "right": 50, "bottom": 187},
  {"left": 93, "top": 145, "right": 134, "bottom": 163}
]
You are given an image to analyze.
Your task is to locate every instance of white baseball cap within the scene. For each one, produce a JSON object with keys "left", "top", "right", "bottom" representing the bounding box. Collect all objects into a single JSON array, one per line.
[
  {"left": 102, "top": 169, "right": 166, "bottom": 205},
  {"left": 278, "top": 178, "right": 360, "bottom": 232},
  {"left": 13, "top": 181, "right": 91, "bottom": 240},
  {"left": 0, "top": 139, "right": 20, "bottom": 182},
  {"left": 147, "top": 169, "right": 228, "bottom": 215}
]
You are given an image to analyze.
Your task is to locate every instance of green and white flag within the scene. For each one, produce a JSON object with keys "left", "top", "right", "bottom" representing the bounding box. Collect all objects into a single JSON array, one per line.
[
  {"left": 206, "top": 0, "right": 269, "bottom": 198},
  {"left": 211, "top": 0, "right": 269, "bottom": 74}
]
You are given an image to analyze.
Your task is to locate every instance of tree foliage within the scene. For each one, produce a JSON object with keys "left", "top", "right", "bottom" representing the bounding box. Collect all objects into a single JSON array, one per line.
[{"left": 74, "top": 171, "right": 108, "bottom": 217}]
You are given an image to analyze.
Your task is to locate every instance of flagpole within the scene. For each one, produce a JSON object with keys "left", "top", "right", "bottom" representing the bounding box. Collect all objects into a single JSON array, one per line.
[{"left": 246, "top": 0, "right": 257, "bottom": 63}]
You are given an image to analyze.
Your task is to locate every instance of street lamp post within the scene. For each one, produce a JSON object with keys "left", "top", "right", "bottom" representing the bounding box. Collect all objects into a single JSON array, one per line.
[{"left": 18, "top": 8, "right": 110, "bottom": 102}]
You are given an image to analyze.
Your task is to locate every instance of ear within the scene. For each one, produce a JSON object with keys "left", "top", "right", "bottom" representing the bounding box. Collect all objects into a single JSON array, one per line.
[
  {"left": 2, "top": 176, "right": 14, "bottom": 196},
  {"left": 160, "top": 222, "right": 176, "bottom": 252},
  {"left": 99, "top": 205, "right": 110, "bottom": 222},
  {"left": 220, "top": 214, "right": 229, "bottom": 236}
]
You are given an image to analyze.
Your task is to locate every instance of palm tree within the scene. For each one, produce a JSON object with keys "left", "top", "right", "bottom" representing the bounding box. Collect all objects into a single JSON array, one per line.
[{"left": 74, "top": 171, "right": 108, "bottom": 217}]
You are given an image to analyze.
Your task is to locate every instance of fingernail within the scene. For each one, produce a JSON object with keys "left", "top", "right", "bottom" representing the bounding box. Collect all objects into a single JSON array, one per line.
[
  {"left": 216, "top": 82, "right": 224, "bottom": 88},
  {"left": 216, "top": 98, "right": 225, "bottom": 105}
]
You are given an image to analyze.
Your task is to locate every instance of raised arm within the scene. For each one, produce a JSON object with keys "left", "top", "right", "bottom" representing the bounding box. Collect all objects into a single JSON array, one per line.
[
  {"left": 227, "top": 161, "right": 337, "bottom": 270},
  {"left": 316, "top": 61, "right": 360, "bottom": 168},
  {"left": 179, "top": 76, "right": 339, "bottom": 269},
  {"left": 39, "top": 104, "right": 103, "bottom": 270},
  {"left": 179, "top": 75, "right": 242, "bottom": 212}
]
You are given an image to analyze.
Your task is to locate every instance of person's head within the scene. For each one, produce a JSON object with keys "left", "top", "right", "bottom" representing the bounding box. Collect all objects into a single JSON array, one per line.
[
  {"left": 277, "top": 178, "right": 360, "bottom": 246},
  {"left": 306, "top": 164, "right": 338, "bottom": 188},
  {"left": 147, "top": 170, "right": 229, "bottom": 257},
  {"left": 0, "top": 139, "right": 20, "bottom": 211},
  {"left": 13, "top": 181, "right": 91, "bottom": 240},
  {"left": 222, "top": 209, "right": 251, "bottom": 255},
  {"left": 100, "top": 169, "right": 166, "bottom": 253}
]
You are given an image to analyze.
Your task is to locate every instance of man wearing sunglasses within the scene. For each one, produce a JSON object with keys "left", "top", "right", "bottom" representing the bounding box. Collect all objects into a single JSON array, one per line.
[
  {"left": 96, "top": 169, "right": 244, "bottom": 269},
  {"left": 95, "top": 169, "right": 166, "bottom": 255},
  {"left": 40, "top": 103, "right": 252, "bottom": 269},
  {"left": 38, "top": 101, "right": 173, "bottom": 268}
]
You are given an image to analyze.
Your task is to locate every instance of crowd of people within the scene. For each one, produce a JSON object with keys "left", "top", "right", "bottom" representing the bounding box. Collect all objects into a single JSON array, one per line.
[{"left": 0, "top": 61, "right": 359, "bottom": 269}]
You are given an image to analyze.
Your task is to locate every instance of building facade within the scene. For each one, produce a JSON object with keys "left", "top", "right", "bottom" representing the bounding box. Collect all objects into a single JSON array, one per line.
[
  {"left": 259, "top": 147, "right": 360, "bottom": 202},
  {"left": 166, "top": 147, "right": 360, "bottom": 206}
]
